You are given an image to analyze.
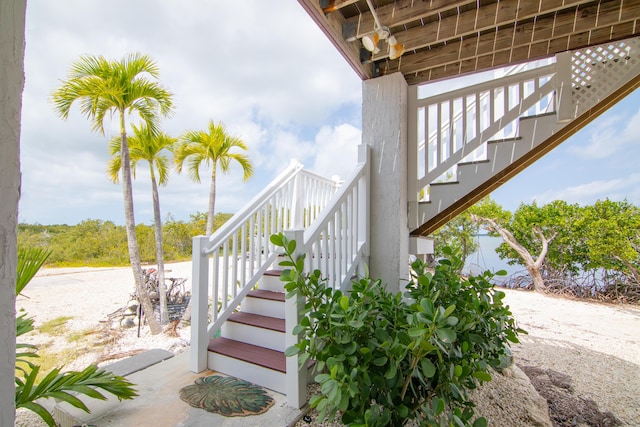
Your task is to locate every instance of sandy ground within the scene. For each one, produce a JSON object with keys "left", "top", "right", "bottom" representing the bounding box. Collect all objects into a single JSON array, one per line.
[{"left": 15, "top": 264, "right": 640, "bottom": 426}]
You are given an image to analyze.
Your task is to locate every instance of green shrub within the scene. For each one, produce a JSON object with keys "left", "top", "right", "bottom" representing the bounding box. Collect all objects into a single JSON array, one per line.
[{"left": 272, "top": 234, "right": 524, "bottom": 427}]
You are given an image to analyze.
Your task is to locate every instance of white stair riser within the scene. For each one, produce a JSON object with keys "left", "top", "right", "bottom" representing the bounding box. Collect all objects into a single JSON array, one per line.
[
  {"left": 258, "top": 274, "right": 285, "bottom": 292},
  {"left": 221, "top": 322, "right": 286, "bottom": 352},
  {"left": 241, "top": 297, "right": 285, "bottom": 319},
  {"left": 207, "top": 352, "right": 285, "bottom": 394}
]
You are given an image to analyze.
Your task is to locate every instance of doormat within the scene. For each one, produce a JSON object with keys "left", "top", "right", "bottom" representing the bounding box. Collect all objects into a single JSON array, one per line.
[{"left": 179, "top": 375, "right": 275, "bottom": 417}]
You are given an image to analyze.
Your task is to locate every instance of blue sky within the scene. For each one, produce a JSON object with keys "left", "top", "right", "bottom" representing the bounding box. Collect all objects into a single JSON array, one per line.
[{"left": 18, "top": 1, "right": 640, "bottom": 226}]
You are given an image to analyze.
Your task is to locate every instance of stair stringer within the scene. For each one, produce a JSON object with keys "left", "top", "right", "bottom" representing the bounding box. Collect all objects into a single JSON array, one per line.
[{"left": 416, "top": 113, "right": 563, "bottom": 226}]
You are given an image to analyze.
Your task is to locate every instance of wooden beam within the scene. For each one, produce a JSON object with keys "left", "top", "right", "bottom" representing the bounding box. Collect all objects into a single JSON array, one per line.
[
  {"left": 321, "top": 0, "right": 359, "bottom": 14},
  {"left": 372, "top": 0, "right": 600, "bottom": 61},
  {"left": 297, "top": 0, "right": 372, "bottom": 80},
  {"left": 402, "top": 23, "right": 640, "bottom": 85},
  {"left": 345, "top": 0, "right": 475, "bottom": 39},
  {"left": 379, "top": 1, "right": 640, "bottom": 82}
]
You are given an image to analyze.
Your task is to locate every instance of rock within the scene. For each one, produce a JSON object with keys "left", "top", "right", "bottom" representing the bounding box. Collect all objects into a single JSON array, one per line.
[{"left": 469, "top": 364, "right": 552, "bottom": 427}]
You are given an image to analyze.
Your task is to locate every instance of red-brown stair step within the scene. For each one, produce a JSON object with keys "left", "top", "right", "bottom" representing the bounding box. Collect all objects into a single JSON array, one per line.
[{"left": 208, "top": 337, "right": 285, "bottom": 373}]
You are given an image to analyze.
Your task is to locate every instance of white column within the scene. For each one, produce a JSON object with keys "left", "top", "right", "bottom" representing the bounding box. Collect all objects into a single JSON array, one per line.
[
  {"left": 190, "top": 236, "right": 210, "bottom": 373},
  {"left": 0, "top": 0, "right": 26, "bottom": 424},
  {"left": 284, "top": 229, "right": 307, "bottom": 408},
  {"left": 362, "top": 73, "right": 410, "bottom": 293},
  {"left": 556, "top": 51, "right": 574, "bottom": 123}
]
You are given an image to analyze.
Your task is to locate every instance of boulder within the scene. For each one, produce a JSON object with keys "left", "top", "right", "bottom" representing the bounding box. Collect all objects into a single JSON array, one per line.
[{"left": 469, "top": 364, "right": 552, "bottom": 427}]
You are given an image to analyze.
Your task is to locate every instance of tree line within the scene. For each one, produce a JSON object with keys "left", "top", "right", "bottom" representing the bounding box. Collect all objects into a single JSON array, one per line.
[
  {"left": 17, "top": 212, "right": 232, "bottom": 267},
  {"left": 433, "top": 198, "right": 640, "bottom": 303}
]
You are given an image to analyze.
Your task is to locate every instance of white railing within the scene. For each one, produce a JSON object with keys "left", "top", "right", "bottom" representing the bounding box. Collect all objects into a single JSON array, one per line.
[
  {"left": 190, "top": 159, "right": 341, "bottom": 373},
  {"left": 410, "top": 64, "right": 557, "bottom": 193},
  {"left": 284, "top": 144, "right": 370, "bottom": 408},
  {"left": 190, "top": 145, "right": 370, "bottom": 409},
  {"left": 299, "top": 144, "right": 370, "bottom": 290}
]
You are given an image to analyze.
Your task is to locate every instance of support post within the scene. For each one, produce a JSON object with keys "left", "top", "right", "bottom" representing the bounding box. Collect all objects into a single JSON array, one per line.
[
  {"left": 357, "top": 144, "right": 370, "bottom": 262},
  {"left": 0, "top": 1, "right": 26, "bottom": 424},
  {"left": 291, "top": 171, "right": 304, "bottom": 229},
  {"left": 284, "top": 229, "right": 307, "bottom": 408},
  {"left": 556, "top": 51, "right": 574, "bottom": 122},
  {"left": 362, "top": 72, "right": 410, "bottom": 293},
  {"left": 190, "top": 236, "right": 210, "bottom": 373}
]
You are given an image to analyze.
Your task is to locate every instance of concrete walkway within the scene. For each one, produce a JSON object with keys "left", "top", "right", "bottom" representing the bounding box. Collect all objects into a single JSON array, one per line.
[{"left": 48, "top": 350, "right": 305, "bottom": 427}]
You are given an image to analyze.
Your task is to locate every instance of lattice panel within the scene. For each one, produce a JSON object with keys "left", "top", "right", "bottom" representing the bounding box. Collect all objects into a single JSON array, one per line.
[{"left": 572, "top": 37, "right": 640, "bottom": 116}]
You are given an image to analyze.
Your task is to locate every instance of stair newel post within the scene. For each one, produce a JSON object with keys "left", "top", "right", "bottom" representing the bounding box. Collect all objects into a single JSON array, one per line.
[
  {"left": 556, "top": 51, "right": 574, "bottom": 123},
  {"left": 407, "top": 85, "right": 419, "bottom": 229},
  {"left": 284, "top": 229, "right": 307, "bottom": 408},
  {"left": 358, "top": 144, "right": 371, "bottom": 265},
  {"left": 291, "top": 168, "right": 304, "bottom": 229},
  {"left": 190, "top": 235, "right": 210, "bottom": 373}
]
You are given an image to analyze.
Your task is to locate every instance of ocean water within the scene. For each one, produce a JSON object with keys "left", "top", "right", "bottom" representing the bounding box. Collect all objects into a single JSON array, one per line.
[{"left": 462, "top": 235, "right": 525, "bottom": 284}]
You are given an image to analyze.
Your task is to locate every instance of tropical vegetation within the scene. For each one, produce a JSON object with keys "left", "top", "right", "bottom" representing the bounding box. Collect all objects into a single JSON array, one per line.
[
  {"left": 15, "top": 247, "right": 137, "bottom": 426},
  {"left": 434, "top": 198, "right": 640, "bottom": 302},
  {"left": 175, "top": 120, "right": 254, "bottom": 235},
  {"left": 51, "top": 53, "right": 174, "bottom": 334},
  {"left": 273, "top": 233, "right": 522, "bottom": 427},
  {"left": 17, "top": 212, "right": 232, "bottom": 267},
  {"left": 108, "top": 123, "right": 177, "bottom": 324}
]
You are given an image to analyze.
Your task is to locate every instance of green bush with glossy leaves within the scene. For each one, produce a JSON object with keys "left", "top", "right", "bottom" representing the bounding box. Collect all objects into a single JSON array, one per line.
[{"left": 272, "top": 234, "right": 524, "bottom": 427}]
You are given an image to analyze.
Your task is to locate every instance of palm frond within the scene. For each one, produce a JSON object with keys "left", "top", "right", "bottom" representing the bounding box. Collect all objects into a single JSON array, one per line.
[
  {"left": 16, "top": 247, "right": 51, "bottom": 296},
  {"left": 15, "top": 364, "right": 138, "bottom": 425}
]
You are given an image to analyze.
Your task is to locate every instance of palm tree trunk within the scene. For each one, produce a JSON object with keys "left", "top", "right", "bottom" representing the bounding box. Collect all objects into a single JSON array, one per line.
[
  {"left": 119, "top": 113, "right": 162, "bottom": 335},
  {"left": 150, "top": 167, "right": 168, "bottom": 324},
  {"left": 206, "top": 165, "right": 217, "bottom": 236}
]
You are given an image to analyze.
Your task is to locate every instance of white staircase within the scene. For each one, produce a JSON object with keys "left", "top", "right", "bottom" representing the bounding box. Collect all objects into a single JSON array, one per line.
[
  {"left": 207, "top": 267, "right": 288, "bottom": 393},
  {"left": 409, "top": 38, "right": 640, "bottom": 235},
  {"left": 190, "top": 145, "right": 371, "bottom": 408},
  {"left": 419, "top": 112, "right": 561, "bottom": 223}
]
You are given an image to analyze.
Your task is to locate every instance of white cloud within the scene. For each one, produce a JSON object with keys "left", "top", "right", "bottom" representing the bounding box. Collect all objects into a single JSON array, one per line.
[
  {"left": 20, "top": 0, "right": 363, "bottom": 225},
  {"left": 312, "top": 124, "right": 362, "bottom": 179},
  {"left": 569, "top": 107, "right": 640, "bottom": 159},
  {"left": 530, "top": 173, "right": 640, "bottom": 206}
]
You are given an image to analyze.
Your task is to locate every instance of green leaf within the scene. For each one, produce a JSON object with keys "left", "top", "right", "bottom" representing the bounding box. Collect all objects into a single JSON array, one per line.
[
  {"left": 432, "top": 397, "right": 445, "bottom": 415},
  {"left": 443, "top": 304, "right": 456, "bottom": 318},
  {"left": 397, "top": 405, "right": 409, "bottom": 418},
  {"left": 339, "top": 295, "right": 349, "bottom": 312},
  {"left": 269, "top": 233, "right": 284, "bottom": 247},
  {"left": 454, "top": 365, "right": 462, "bottom": 377},
  {"left": 473, "top": 417, "right": 488, "bottom": 427},
  {"left": 472, "top": 371, "right": 492, "bottom": 382},
  {"left": 385, "top": 362, "right": 397, "bottom": 380},
  {"left": 420, "top": 358, "right": 436, "bottom": 378},
  {"left": 284, "top": 346, "right": 300, "bottom": 357},
  {"left": 372, "top": 357, "right": 388, "bottom": 366},
  {"left": 436, "top": 328, "right": 456, "bottom": 343},
  {"left": 287, "top": 239, "right": 296, "bottom": 254}
]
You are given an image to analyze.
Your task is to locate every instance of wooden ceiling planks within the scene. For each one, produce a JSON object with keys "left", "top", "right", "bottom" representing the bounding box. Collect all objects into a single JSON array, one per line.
[{"left": 298, "top": 0, "right": 640, "bottom": 85}]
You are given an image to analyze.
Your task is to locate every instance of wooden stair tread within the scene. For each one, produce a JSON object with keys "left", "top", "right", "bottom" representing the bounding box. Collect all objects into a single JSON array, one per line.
[
  {"left": 248, "top": 289, "right": 285, "bottom": 302},
  {"left": 208, "top": 337, "right": 285, "bottom": 373},
  {"left": 263, "top": 269, "right": 283, "bottom": 277},
  {"left": 228, "top": 312, "right": 285, "bottom": 332}
]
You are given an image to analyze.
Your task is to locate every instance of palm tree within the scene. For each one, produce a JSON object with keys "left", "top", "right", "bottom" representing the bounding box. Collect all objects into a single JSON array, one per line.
[
  {"left": 108, "top": 123, "right": 176, "bottom": 324},
  {"left": 175, "top": 120, "right": 254, "bottom": 235},
  {"left": 51, "top": 53, "right": 173, "bottom": 335}
]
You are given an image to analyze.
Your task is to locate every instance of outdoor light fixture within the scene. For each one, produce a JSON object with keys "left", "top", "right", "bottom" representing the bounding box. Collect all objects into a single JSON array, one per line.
[
  {"left": 361, "top": 0, "right": 405, "bottom": 60},
  {"left": 388, "top": 35, "right": 405, "bottom": 60},
  {"left": 362, "top": 27, "right": 390, "bottom": 53}
]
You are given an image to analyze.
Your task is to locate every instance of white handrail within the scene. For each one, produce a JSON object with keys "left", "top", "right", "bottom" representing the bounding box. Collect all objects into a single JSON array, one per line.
[
  {"left": 302, "top": 144, "right": 370, "bottom": 290},
  {"left": 412, "top": 64, "right": 557, "bottom": 191},
  {"left": 190, "top": 160, "right": 341, "bottom": 373}
]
